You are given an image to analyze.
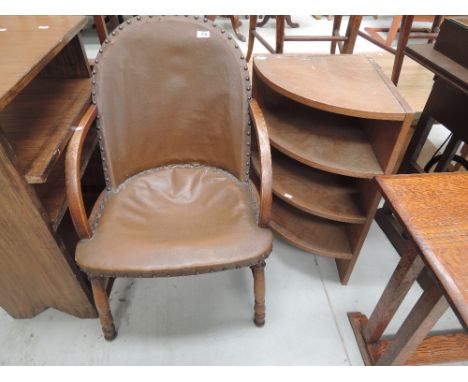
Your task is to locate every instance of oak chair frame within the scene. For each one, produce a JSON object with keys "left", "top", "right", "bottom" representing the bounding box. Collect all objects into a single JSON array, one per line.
[{"left": 66, "top": 98, "right": 272, "bottom": 339}]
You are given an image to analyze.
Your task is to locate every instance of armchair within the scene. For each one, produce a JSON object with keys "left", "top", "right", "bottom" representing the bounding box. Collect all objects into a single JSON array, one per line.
[{"left": 66, "top": 16, "right": 273, "bottom": 340}]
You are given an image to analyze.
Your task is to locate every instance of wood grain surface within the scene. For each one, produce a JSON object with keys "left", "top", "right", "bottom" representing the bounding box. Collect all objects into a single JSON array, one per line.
[
  {"left": 34, "top": 126, "right": 97, "bottom": 231},
  {"left": 253, "top": 54, "right": 408, "bottom": 121},
  {"left": 261, "top": 103, "right": 384, "bottom": 178},
  {"left": 0, "top": 16, "right": 88, "bottom": 110},
  {"left": 271, "top": 196, "right": 353, "bottom": 259},
  {"left": 253, "top": 149, "right": 366, "bottom": 224},
  {"left": 377, "top": 173, "right": 468, "bottom": 326},
  {"left": 0, "top": 134, "right": 95, "bottom": 318},
  {"left": 348, "top": 312, "right": 468, "bottom": 365},
  {"left": 0, "top": 77, "right": 91, "bottom": 183}
]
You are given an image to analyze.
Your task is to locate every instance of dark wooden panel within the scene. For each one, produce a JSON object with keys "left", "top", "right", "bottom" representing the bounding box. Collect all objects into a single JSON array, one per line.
[{"left": 434, "top": 18, "right": 468, "bottom": 68}]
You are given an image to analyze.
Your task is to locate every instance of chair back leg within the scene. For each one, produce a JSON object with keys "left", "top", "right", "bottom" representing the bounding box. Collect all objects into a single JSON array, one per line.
[
  {"left": 90, "top": 277, "right": 117, "bottom": 340},
  {"left": 251, "top": 261, "right": 266, "bottom": 327}
]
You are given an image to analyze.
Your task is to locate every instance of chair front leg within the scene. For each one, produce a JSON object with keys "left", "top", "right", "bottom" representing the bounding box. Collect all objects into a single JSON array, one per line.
[
  {"left": 251, "top": 260, "right": 266, "bottom": 327},
  {"left": 90, "top": 277, "right": 117, "bottom": 341}
]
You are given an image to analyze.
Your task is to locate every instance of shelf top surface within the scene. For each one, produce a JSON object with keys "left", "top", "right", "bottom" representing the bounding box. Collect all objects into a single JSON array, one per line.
[
  {"left": 253, "top": 54, "right": 411, "bottom": 120},
  {"left": 0, "top": 16, "right": 87, "bottom": 110},
  {"left": 377, "top": 172, "right": 468, "bottom": 326}
]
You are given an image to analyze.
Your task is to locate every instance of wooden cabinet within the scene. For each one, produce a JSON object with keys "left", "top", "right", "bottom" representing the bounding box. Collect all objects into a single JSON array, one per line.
[
  {"left": 0, "top": 16, "right": 98, "bottom": 318},
  {"left": 251, "top": 54, "right": 413, "bottom": 284}
]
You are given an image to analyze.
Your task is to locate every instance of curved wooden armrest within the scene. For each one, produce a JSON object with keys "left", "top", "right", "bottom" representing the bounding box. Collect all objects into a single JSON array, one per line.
[
  {"left": 249, "top": 99, "right": 272, "bottom": 228},
  {"left": 65, "top": 104, "right": 97, "bottom": 239}
]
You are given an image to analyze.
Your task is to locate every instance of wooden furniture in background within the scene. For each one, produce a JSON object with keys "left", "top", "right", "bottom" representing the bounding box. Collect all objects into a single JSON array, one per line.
[
  {"left": 376, "top": 18, "right": 468, "bottom": 257},
  {"left": 0, "top": 16, "right": 98, "bottom": 318},
  {"left": 349, "top": 173, "right": 468, "bottom": 365},
  {"left": 93, "top": 16, "right": 121, "bottom": 44},
  {"left": 207, "top": 15, "right": 246, "bottom": 41},
  {"left": 246, "top": 15, "right": 362, "bottom": 62},
  {"left": 251, "top": 54, "right": 413, "bottom": 284},
  {"left": 364, "top": 16, "right": 443, "bottom": 48},
  {"left": 358, "top": 15, "right": 444, "bottom": 84},
  {"left": 256, "top": 15, "right": 300, "bottom": 28}
]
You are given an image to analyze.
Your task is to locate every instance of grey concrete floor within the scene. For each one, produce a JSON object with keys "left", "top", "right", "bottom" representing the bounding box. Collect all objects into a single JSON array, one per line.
[{"left": 0, "top": 15, "right": 465, "bottom": 366}]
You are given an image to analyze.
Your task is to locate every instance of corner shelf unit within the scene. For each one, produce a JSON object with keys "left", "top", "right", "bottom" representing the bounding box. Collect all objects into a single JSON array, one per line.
[
  {"left": 0, "top": 16, "right": 99, "bottom": 318},
  {"left": 252, "top": 54, "right": 413, "bottom": 284}
]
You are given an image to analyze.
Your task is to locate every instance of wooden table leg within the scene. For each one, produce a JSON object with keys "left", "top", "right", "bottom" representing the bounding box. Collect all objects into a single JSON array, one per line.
[
  {"left": 376, "top": 282, "right": 449, "bottom": 365},
  {"left": 276, "top": 16, "right": 285, "bottom": 54},
  {"left": 363, "top": 245, "right": 424, "bottom": 343},
  {"left": 398, "top": 109, "right": 435, "bottom": 174},
  {"left": 433, "top": 135, "right": 462, "bottom": 172},
  {"left": 391, "top": 15, "right": 414, "bottom": 85}
]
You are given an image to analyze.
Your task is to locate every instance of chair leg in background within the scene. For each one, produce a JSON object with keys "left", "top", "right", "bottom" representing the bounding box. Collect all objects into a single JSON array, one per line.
[
  {"left": 251, "top": 260, "right": 266, "bottom": 327},
  {"left": 90, "top": 276, "right": 117, "bottom": 341},
  {"left": 246, "top": 15, "right": 257, "bottom": 62}
]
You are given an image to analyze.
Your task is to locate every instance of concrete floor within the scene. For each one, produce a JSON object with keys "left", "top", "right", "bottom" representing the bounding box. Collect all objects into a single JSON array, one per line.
[{"left": 0, "top": 15, "right": 465, "bottom": 366}]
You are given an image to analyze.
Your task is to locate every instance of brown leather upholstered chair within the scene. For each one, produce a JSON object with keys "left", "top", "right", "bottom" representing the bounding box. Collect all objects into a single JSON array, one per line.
[{"left": 65, "top": 15, "right": 273, "bottom": 340}]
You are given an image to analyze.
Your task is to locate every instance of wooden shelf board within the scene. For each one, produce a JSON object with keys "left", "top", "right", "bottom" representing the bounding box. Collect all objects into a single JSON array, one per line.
[
  {"left": 0, "top": 78, "right": 91, "bottom": 184},
  {"left": 253, "top": 150, "right": 367, "bottom": 224},
  {"left": 34, "top": 127, "right": 97, "bottom": 231},
  {"left": 262, "top": 104, "right": 384, "bottom": 179},
  {"left": 253, "top": 54, "right": 408, "bottom": 121},
  {"left": 271, "top": 196, "right": 354, "bottom": 260},
  {"left": 0, "top": 16, "right": 88, "bottom": 111}
]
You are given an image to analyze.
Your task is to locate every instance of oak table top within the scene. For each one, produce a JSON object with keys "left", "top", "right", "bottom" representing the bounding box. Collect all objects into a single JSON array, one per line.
[
  {"left": 376, "top": 172, "right": 468, "bottom": 326},
  {"left": 0, "top": 15, "right": 87, "bottom": 110}
]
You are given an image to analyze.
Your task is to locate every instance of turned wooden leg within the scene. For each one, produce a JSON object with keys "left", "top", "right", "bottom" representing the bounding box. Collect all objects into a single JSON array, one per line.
[
  {"left": 90, "top": 277, "right": 117, "bottom": 341},
  {"left": 251, "top": 260, "right": 266, "bottom": 327},
  {"left": 246, "top": 15, "right": 257, "bottom": 62}
]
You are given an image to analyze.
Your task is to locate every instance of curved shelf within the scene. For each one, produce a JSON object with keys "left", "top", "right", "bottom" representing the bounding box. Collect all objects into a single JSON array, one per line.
[
  {"left": 253, "top": 150, "right": 367, "bottom": 224},
  {"left": 253, "top": 54, "right": 407, "bottom": 121},
  {"left": 271, "top": 197, "right": 354, "bottom": 260},
  {"left": 262, "top": 103, "right": 384, "bottom": 179}
]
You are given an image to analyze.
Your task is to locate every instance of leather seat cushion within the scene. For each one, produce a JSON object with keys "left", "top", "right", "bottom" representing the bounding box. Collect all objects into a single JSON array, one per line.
[{"left": 76, "top": 165, "right": 272, "bottom": 276}]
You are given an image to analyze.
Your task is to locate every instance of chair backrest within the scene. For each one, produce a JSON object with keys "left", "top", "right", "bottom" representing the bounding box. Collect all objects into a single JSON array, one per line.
[{"left": 93, "top": 16, "right": 251, "bottom": 188}]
